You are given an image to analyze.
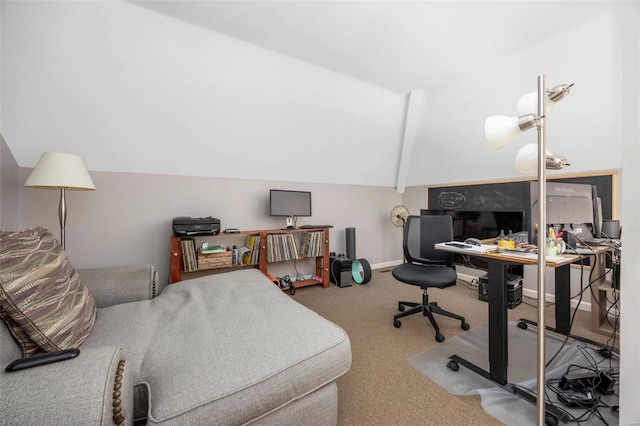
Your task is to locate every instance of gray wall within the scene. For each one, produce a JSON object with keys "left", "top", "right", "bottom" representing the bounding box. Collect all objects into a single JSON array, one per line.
[
  {"left": 17, "top": 167, "right": 406, "bottom": 286},
  {"left": 0, "top": 136, "right": 19, "bottom": 231}
]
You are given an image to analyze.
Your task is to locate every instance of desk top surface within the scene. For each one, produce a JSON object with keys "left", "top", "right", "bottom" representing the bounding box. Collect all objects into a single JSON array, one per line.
[
  {"left": 436, "top": 243, "right": 609, "bottom": 267},
  {"left": 479, "top": 250, "right": 575, "bottom": 266}
]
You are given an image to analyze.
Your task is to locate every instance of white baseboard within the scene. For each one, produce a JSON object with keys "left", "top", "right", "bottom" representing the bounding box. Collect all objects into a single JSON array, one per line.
[
  {"left": 371, "top": 260, "right": 403, "bottom": 270},
  {"left": 457, "top": 273, "right": 480, "bottom": 285}
]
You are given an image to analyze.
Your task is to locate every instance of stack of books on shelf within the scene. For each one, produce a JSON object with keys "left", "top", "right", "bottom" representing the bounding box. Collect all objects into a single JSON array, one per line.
[
  {"left": 242, "top": 234, "right": 261, "bottom": 265},
  {"left": 300, "top": 231, "right": 324, "bottom": 258},
  {"left": 266, "top": 233, "right": 300, "bottom": 263},
  {"left": 180, "top": 238, "right": 198, "bottom": 272}
]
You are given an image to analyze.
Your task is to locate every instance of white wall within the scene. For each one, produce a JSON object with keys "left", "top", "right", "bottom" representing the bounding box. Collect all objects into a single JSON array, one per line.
[
  {"left": 408, "top": 7, "right": 623, "bottom": 186},
  {"left": 399, "top": 185, "right": 426, "bottom": 218},
  {"left": 619, "top": 0, "right": 639, "bottom": 422},
  {"left": 1, "top": 1, "right": 405, "bottom": 187},
  {"left": 17, "top": 168, "right": 404, "bottom": 286}
]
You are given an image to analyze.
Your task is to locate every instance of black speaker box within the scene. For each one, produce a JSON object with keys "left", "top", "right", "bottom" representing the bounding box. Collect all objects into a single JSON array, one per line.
[
  {"left": 563, "top": 230, "right": 578, "bottom": 249},
  {"left": 330, "top": 255, "right": 352, "bottom": 287}
]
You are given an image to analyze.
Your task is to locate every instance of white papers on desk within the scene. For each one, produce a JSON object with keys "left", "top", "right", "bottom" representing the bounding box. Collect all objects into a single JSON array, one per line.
[
  {"left": 500, "top": 250, "right": 567, "bottom": 264},
  {"left": 434, "top": 242, "right": 499, "bottom": 255}
]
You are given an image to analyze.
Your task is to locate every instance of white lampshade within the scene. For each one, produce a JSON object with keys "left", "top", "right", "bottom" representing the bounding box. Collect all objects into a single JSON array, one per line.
[
  {"left": 484, "top": 114, "right": 538, "bottom": 149},
  {"left": 24, "top": 152, "right": 96, "bottom": 190},
  {"left": 514, "top": 143, "right": 544, "bottom": 174},
  {"left": 517, "top": 92, "right": 557, "bottom": 116},
  {"left": 514, "top": 143, "right": 569, "bottom": 174},
  {"left": 484, "top": 116, "right": 522, "bottom": 149},
  {"left": 517, "top": 84, "right": 572, "bottom": 116}
]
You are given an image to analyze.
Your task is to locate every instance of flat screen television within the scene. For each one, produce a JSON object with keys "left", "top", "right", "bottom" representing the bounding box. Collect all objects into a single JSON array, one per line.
[
  {"left": 421, "top": 209, "right": 526, "bottom": 274},
  {"left": 270, "top": 190, "right": 312, "bottom": 227},
  {"left": 420, "top": 209, "right": 526, "bottom": 241}
]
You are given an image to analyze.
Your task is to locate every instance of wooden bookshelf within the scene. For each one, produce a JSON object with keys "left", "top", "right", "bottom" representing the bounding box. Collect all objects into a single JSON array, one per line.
[{"left": 169, "top": 227, "right": 330, "bottom": 291}]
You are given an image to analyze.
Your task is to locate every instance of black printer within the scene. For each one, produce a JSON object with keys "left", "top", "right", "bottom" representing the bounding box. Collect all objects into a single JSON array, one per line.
[{"left": 172, "top": 216, "right": 221, "bottom": 236}]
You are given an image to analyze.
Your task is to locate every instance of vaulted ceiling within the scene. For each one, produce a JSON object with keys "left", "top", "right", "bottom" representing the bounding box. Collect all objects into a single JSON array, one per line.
[
  {"left": 2, "top": 1, "right": 620, "bottom": 187},
  {"left": 132, "top": 1, "right": 612, "bottom": 94}
]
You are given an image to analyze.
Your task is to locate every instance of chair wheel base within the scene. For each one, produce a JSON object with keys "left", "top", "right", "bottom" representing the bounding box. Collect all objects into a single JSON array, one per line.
[
  {"left": 436, "top": 333, "right": 445, "bottom": 342},
  {"left": 393, "top": 319, "right": 401, "bottom": 328},
  {"left": 461, "top": 322, "right": 470, "bottom": 330},
  {"left": 447, "top": 360, "right": 459, "bottom": 371},
  {"left": 517, "top": 321, "right": 528, "bottom": 330}
]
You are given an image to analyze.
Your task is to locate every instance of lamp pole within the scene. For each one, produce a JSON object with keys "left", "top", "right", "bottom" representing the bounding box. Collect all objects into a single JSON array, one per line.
[
  {"left": 58, "top": 187, "right": 67, "bottom": 250},
  {"left": 536, "top": 74, "right": 547, "bottom": 425}
]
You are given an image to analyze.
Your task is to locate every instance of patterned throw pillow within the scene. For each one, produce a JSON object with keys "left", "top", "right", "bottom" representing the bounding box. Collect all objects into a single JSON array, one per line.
[{"left": 0, "top": 227, "right": 97, "bottom": 357}]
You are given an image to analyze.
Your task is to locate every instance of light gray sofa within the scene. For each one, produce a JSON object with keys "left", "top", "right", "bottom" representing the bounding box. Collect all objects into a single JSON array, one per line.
[{"left": 0, "top": 266, "right": 352, "bottom": 425}]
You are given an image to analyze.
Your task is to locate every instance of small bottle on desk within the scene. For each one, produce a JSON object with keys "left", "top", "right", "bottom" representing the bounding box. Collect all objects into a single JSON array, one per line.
[
  {"left": 497, "top": 230, "right": 507, "bottom": 251},
  {"left": 507, "top": 230, "right": 516, "bottom": 250}
]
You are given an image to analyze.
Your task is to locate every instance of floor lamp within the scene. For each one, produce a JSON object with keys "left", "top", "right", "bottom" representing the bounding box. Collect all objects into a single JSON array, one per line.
[
  {"left": 24, "top": 152, "right": 96, "bottom": 250},
  {"left": 485, "top": 75, "right": 571, "bottom": 425}
]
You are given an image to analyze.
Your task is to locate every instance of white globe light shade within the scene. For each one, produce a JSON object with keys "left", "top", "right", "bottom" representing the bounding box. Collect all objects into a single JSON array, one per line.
[
  {"left": 484, "top": 115, "right": 522, "bottom": 149},
  {"left": 514, "top": 144, "right": 554, "bottom": 175},
  {"left": 517, "top": 92, "right": 557, "bottom": 116}
]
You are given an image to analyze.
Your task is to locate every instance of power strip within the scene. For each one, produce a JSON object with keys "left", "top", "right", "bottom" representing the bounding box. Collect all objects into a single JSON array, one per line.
[
  {"left": 559, "top": 370, "right": 616, "bottom": 395},
  {"left": 559, "top": 371, "right": 599, "bottom": 390},
  {"left": 557, "top": 390, "right": 599, "bottom": 408}
]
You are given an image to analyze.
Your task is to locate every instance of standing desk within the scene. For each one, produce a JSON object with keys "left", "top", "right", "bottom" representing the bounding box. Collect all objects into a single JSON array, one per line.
[{"left": 436, "top": 245, "right": 609, "bottom": 420}]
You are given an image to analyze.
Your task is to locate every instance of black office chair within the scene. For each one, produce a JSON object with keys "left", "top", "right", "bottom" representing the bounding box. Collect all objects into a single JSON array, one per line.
[{"left": 392, "top": 215, "right": 469, "bottom": 342}]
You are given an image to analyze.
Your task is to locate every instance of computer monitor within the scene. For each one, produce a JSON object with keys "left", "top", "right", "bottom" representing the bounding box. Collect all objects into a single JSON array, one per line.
[
  {"left": 601, "top": 219, "right": 621, "bottom": 239},
  {"left": 530, "top": 181, "right": 598, "bottom": 239},
  {"left": 269, "top": 189, "right": 312, "bottom": 228}
]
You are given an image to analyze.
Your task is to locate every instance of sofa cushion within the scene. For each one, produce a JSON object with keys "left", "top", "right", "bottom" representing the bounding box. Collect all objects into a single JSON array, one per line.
[
  {"left": 0, "top": 312, "right": 40, "bottom": 357},
  {"left": 82, "top": 268, "right": 351, "bottom": 425},
  {"left": 0, "top": 226, "right": 97, "bottom": 356}
]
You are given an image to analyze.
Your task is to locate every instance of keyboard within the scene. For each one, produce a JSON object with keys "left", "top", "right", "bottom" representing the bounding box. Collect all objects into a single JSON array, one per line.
[
  {"left": 566, "top": 247, "right": 595, "bottom": 255},
  {"left": 299, "top": 225, "right": 334, "bottom": 229},
  {"left": 581, "top": 238, "right": 608, "bottom": 246}
]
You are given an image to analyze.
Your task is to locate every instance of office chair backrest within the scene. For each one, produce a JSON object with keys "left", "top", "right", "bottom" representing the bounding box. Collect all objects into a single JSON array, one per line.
[{"left": 404, "top": 215, "right": 454, "bottom": 266}]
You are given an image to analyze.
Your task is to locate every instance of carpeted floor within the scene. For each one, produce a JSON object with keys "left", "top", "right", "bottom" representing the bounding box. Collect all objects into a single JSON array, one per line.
[{"left": 290, "top": 268, "right": 619, "bottom": 426}]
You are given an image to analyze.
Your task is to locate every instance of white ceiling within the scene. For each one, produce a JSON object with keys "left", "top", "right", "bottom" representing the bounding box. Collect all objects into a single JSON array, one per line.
[
  {"left": 131, "top": 0, "right": 614, "bottom": 94},
  {"left": 3, "top": 0, "right": 621, "bottom": 187}
]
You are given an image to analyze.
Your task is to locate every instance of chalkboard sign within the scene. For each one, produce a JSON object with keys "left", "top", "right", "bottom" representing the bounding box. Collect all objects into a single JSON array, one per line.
[
  {"left": 430, "top": 182, "right": 530, "bottom": 212},
  {"left": 428, "top": 174, "right": 614, "bottom": 220}
]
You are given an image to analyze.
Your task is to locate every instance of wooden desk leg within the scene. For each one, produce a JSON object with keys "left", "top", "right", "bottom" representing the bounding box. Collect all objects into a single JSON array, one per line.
[
  {"left": 590, "top": 251, "right": 608, "bottom": 331},
  {"left": 487, "top": 261, "right": 508, "bottom": 386},
  {"left": 554, "top": 264, "right": 571, "bottom": 335}
]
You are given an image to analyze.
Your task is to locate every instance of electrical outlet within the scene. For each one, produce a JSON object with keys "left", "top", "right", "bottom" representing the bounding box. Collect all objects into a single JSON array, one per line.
[{"left": 457, "top": 272, "right": 479, "bottom": 285}]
